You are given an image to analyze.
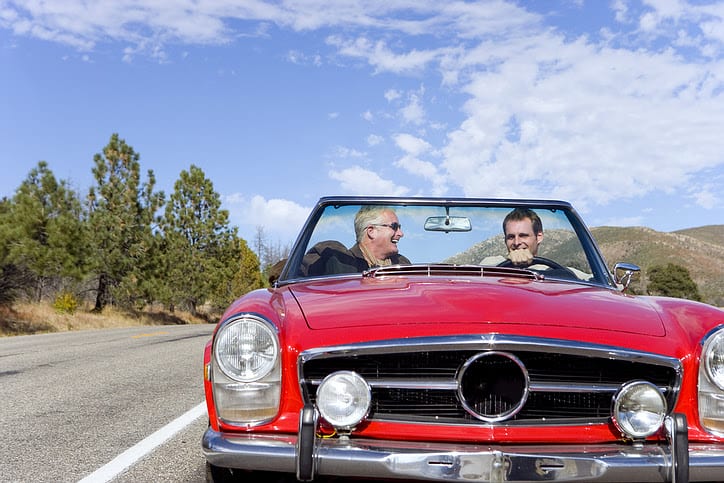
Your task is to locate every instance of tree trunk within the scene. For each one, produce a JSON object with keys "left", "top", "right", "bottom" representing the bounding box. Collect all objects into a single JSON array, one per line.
[
  {"left": 94, "top": 273, "right": 109, "bottom": 312},
  {"left": 189, "top": 299, "right": 197, "bottom": 317}
]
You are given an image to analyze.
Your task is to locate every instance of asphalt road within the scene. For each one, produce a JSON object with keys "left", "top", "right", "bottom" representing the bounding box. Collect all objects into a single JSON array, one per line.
[{"left": 0, "top": 323, "right": 215, "bottom": 483}]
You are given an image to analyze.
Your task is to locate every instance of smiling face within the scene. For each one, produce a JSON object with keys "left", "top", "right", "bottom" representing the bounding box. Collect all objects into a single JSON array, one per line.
[
  {"left": 365, "top": 209, "right": 404, "bottom": 260},
  {"left": 504, "top": 218, "right": 543, "bottom": 256}
]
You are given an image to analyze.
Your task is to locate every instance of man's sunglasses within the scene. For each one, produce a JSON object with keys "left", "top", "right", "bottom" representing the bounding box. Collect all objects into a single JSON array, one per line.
[{"left": 370, "top": 222, "right": 402, "bottom": 232}]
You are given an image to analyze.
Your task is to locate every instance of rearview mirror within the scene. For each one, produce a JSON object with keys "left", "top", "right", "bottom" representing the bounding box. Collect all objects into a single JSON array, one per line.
[{"left": 424, "top": 216, "right": 472, "bottom": 232}]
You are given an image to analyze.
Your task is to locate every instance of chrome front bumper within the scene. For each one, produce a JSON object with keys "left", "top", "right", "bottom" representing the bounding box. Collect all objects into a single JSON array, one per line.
[{"left": 203, "top": 415, "right": 724, "bottom": 482}]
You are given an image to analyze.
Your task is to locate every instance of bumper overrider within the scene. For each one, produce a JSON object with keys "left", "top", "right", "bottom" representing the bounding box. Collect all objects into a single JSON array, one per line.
[{"left": 202, "top": 408, "right": 724, "bottom": 482}]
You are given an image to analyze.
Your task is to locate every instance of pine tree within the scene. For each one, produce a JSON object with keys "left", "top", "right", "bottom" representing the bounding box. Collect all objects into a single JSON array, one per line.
[
  {"left": 161, "top": 165, "right": 255, "bottom": 315},
  {"left": 87, "top": 134, "right": 164, "bottom": 311},
  {"left": 0, "top": 197, "right": 29, "bottom": 306},
  {"left": 229, "top": 237, "right": 265, "bottom": 302},
  {"left": 0, "top": 162, "right": 87, "bottom": 302}
]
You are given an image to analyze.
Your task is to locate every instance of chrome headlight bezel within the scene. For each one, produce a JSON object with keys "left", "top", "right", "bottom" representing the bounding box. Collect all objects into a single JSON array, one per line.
[
  {"left": 703, "top": 329, "right": 724, "bottom": 391},
  {"left": 212, "top": 314, "right": 281, "bottom": 427},
  {"left": 699, "top": 326, "right": 724, "bottom": 436},
  {"left": 214, "top": 314, "right": 279, "bottom": 383}
]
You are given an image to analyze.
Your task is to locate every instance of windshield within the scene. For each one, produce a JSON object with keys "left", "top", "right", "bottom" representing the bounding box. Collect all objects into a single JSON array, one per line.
[{"left": 281, "top": 199, "right": 611, "bottom": 286}]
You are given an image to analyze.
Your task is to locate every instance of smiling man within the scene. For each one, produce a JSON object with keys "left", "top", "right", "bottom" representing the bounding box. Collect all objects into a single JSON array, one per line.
[
  {"left": 352, "top": 205, "right": 408, "bottom": 268},
  {"left": 502, "top": 208, "right": 544, "bottom": 267},
  {"left": 300, "top": 205, "right": 410, "bottom": 276}
]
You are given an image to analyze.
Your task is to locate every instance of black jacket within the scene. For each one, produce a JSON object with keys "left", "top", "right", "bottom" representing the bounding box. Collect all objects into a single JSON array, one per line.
[{"left": 302, "top": 240, "right": 410, "bottom": 276}]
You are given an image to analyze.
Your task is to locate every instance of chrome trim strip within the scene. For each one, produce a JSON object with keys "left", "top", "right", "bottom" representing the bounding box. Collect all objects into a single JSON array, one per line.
[
  {"left": 203, "top": 428, "right": 724, "bottom": 482},
  {"left": 304, "top": 377, "right": 459, "bottom": 390},
  {"left": 529, "top": 382, "right": 629, "bottom": 393},
  {"left": 368, "top": 378, "right": 458, "bottom": 390},
  {"left": 307, "top": 379, "right": 667, "bottom": 395},
  {"left": 307, "top": 378, "right": 668, "bottom": 395},
  {"left": 298, "top": 334, "right": 683, "bottom": 370}
]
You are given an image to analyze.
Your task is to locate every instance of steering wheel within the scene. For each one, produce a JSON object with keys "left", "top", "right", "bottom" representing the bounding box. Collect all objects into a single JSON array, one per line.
[{"left": 497, "top": 256, "right": 576, "bottom": 278}]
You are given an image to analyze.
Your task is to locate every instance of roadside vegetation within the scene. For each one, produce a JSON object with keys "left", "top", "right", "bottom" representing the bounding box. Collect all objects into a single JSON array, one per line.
[
  {"left": 2, "top": 134, "right": 719, "bottom": 336},
  {"left": 0, "top": 133, "right": 288, "bottom": 336}
]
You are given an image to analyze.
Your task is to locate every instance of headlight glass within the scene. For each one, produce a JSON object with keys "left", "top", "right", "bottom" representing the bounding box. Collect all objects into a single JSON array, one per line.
[
  {"left": 215, "top": 315, "right": 278, "bottom": 382},
  {"left": 316, "top": 371, "right": 371, "bottom": 430},
  {"left": 699, "top": 328, "right": 724, "bottom": 435},
  {"left": 212, "top": 314, "right": 281, "bottom": 426},
  {"left": 612, "top": 381, "right": 667, "bottom": 439},
  {"left": 704, "top": 330, "right": 724, "bottom": 390}
]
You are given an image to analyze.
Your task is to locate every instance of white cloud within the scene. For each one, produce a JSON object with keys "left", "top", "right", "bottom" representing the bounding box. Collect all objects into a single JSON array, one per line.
[
  {"left": 689, "top": 183, "right": 720, "bottom": 209},
  {"left": 366, "top": 134, "right": 384, "bottom": 146},
  {"left": 394, "top": 133, "right": 431, "bottom": 156},
  {"left": 287, "top": 49, "right": 323, "bottom": 66},
  {"left": 612, "top": 0, "right": 629, "bottom": 23},
  {"left": 225, "top": 194, "right": 310, "bottom": 241},
  {"left": 326, "top": 35, "right": 443, "bottom": 74},
  {"left": 384, "top": 89, "right": 401, "bottom": 102},
  {"left": 332, "top": 146, "right": 366, "bottom": 158},
  {"left": 393, "top": 134, "right": 445, "bottom": 195},
  {"left": 329, "top": 166, "right": 409, "bottom": 196},
  {"left": 400, "top": 92, "right": 426, "bottom": 125},
  {"left": 436, "top": 28, "right": 724, "bottom": 208}
]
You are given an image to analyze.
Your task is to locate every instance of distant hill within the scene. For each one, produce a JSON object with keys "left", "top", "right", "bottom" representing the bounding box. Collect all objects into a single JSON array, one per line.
[
  {"left": 446, "top": 225, "right": 723, "bottom": 307},
  {"left": 592, "top": 225, "right": 723, "bottom": 307}
]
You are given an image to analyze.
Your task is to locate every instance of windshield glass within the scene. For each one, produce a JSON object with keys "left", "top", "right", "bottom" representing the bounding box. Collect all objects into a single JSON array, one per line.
[{"left": 283, "top": 200, "right": 609, "bottom": 286}]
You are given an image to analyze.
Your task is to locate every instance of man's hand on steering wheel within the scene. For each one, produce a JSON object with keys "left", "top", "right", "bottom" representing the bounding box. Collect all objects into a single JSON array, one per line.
[
  {"left": 497, "top": 254, "right": 577, "bottom": 279},
  {"left": 507, "top": 248, "right": 534, "bottom": 266}
]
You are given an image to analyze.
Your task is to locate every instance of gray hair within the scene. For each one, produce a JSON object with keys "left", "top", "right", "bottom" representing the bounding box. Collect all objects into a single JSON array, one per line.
[{"left": 354, "top": 206, "right": 393, "bottom": 243}]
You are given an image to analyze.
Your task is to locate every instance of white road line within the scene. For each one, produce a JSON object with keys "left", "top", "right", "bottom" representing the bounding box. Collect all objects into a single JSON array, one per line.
[{"left": 77, "top": 401, "right": 207, "bottom": 483}]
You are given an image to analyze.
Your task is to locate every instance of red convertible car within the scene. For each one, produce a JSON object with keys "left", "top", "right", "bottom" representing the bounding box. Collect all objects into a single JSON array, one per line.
[{"left": 203, "top": 197, "right": 724, "bottom": 482}]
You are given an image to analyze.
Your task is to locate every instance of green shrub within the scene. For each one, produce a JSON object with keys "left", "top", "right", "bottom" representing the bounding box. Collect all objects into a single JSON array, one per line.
[{"left": 54, "top": 291, "right": 79, "bottom": 314}]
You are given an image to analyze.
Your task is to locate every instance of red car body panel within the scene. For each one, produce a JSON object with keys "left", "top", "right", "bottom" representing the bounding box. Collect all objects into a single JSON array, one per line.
[{"left": 289, "top": 277, "right": 667, "bottom": 336}]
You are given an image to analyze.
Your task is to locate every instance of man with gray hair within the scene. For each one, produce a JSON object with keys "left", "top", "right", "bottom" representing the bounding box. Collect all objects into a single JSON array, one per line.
[
  {"left": 302, "top": 205, "right": 410, "bottom": 276},
  {"left": 350, "top": 205, "right": 408, "bottom": 268}
]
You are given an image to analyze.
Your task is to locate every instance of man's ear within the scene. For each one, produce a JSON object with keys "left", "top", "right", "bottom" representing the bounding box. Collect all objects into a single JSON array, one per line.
[
  {"left": 365, "top": 225, "right": 376, "bottom": 240},
  {"left": 536, "top": 231, "right": 543, "bottom": 244}
]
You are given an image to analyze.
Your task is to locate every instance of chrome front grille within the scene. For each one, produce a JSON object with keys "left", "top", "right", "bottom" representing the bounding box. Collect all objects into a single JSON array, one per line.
[{"left": 298, "top": 335, "right": 681, "bottom": 425}]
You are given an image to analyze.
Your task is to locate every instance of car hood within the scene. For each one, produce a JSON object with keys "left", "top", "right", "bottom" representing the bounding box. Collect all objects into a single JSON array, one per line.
[{"left": 287, "top": 276, "right": 666, "bottom": 336}]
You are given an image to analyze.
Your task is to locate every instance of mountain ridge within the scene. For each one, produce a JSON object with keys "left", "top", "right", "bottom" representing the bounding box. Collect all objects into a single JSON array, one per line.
[{"left": 592, "top": 224, "right": 723, "bottom": 306}]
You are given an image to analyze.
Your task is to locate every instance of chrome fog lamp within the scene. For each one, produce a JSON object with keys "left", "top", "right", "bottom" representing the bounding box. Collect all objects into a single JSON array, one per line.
[
  {"left": 612, "top": 381, "right": 667, "bottom": 439},
  {"left": 316, "top": 371, "right": 371, "bottom": 430}
]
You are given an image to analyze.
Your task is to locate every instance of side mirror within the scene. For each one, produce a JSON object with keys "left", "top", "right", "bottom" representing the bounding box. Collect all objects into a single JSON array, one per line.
[{"left": 613, "top": 262, "right": 641, "bottom": 292}]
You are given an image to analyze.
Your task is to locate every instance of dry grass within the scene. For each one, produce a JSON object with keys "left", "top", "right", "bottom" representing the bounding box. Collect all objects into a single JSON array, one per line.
[{"left": 0, "top": 302, "right": 214, "bottom": 337}]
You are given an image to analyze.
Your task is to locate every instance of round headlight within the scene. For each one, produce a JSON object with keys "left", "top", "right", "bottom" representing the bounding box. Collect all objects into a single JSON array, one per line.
[
  {"left": 214, "top": 315, "right": 278, "bottom": 382},
  {"left": 704, "top": 330, "right": 724, "bottom": 390},
  {"left": 612, "top": 381, "right": 667, "bottom": 439},
  {"left": 316, "top": 371, "right": 371, "bottom": 430}
]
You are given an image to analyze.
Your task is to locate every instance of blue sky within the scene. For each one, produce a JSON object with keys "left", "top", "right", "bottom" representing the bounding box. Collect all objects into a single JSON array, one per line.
[{"left": 1, "top": 0, "right": 722, "bottom": 246}]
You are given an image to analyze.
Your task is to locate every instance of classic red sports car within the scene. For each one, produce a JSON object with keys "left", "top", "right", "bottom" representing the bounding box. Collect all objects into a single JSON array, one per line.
[{"left": 202, "top": 197, "right": 724, "bottom": 482}]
